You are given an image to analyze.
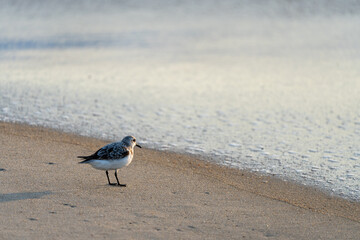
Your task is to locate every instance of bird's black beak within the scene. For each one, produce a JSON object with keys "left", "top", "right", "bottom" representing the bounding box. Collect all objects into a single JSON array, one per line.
[{"left": 136, "top": 144, "right": 142, "bottom": 148}]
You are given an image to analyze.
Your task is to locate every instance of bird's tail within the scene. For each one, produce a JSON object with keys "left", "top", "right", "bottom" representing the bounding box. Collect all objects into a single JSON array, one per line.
[{"left": 77, "top": 156, "right": 92, "bottom": 163}]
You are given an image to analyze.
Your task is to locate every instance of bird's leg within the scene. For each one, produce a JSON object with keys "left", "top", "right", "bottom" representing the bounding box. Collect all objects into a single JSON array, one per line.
[
  {"left": 106, "top": 170, "right": 116, "bottom": 185},
  {"left": 114, "top": 170, "right": 126, "bottom": 187},
  {"left": 114, "top": 170, "right": 120, "bottom": 185}
]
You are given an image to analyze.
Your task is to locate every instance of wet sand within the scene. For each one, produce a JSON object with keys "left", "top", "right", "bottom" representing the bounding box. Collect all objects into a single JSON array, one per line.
[{"left": 0, "top": 122, "right": 359, "bottom": 239}]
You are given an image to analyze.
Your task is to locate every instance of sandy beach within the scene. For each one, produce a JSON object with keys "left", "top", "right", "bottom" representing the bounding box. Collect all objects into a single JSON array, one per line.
[{"left": 0, "top": 122, "right": 359, "bottom": 239}]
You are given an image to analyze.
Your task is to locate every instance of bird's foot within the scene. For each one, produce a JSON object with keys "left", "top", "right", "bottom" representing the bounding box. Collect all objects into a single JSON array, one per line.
[{"left": 118, "top": 184, "right": 127, "bottom": 187}]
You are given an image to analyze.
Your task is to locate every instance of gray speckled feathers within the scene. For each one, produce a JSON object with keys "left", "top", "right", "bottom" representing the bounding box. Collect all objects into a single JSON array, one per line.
[{"left": 78, "top": 142, "right": 130, "bottom": 162}]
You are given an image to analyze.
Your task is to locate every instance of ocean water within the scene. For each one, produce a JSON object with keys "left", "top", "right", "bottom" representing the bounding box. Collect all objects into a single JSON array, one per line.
[{"left": 1, "top": 1, "right": 360, "bottom": 201}]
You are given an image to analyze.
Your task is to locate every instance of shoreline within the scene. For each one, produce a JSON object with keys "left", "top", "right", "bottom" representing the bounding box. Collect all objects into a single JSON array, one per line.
[{"left": 1, "top": 121, "right": 359, "bottom": 239}]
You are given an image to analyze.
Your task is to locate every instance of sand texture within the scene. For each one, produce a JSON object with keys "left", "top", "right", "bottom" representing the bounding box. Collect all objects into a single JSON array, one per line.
[{"left": 0, "top": 122, "right": 359, "bottom": 239}]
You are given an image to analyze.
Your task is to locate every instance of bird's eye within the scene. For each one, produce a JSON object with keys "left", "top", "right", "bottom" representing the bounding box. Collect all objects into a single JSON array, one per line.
[{"left": 133, "top": 139, "right": 136, "bottom": 142}]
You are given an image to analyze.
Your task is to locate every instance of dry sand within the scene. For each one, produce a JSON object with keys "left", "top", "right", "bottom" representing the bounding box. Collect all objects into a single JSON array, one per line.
[{"left": 0, "top": 122, "right": 359, "bottom": 239}]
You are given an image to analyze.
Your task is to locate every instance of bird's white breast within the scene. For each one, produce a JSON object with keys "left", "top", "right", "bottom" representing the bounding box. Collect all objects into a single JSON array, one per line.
[{"left": 88, "top": 154, "right": 133, "bottom": 170}]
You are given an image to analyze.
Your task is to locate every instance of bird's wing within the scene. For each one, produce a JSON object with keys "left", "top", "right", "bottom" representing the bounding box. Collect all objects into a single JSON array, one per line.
[{"left": 78, "top": 142, "right": 129, "bottom": 161}]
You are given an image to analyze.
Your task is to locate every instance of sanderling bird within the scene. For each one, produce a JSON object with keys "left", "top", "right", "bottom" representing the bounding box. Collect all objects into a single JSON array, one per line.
[{"left": 78, "top": 136, "right": 141, "bottom": 187}]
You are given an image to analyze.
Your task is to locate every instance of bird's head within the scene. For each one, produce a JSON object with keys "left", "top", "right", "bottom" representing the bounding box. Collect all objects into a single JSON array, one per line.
[{"left": 122, "top": 135, "right": 142, "bottom": 149}]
